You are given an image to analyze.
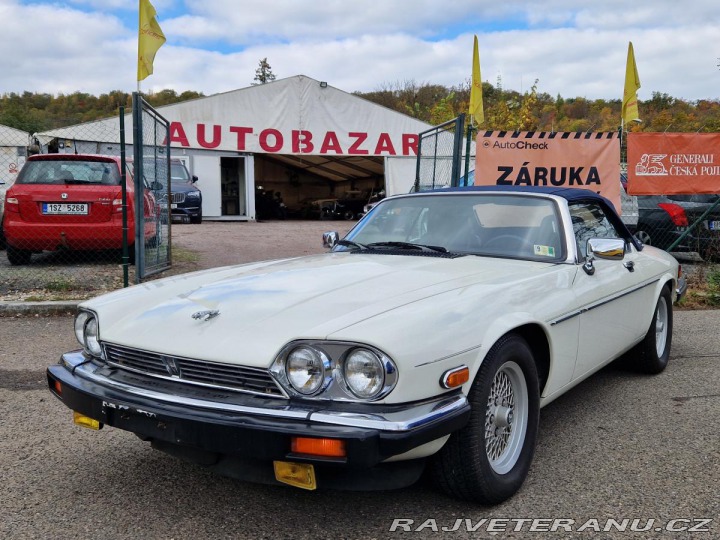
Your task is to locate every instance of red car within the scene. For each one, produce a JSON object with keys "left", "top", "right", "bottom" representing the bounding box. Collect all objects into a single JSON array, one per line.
[{"left": 3, "top": 154, "right": 160, "bottom": 265}]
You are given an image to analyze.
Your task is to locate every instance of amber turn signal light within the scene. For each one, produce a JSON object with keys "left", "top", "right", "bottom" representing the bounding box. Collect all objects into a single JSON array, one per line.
[
  {"left": 441, "top": 366, "right": 470, "bottom": 389},
  {"left": 291, "top": 437, "right": 346, "bottom": 458},
  {"left": 53, "top": 380, "right": 62, "bottom": 395}
]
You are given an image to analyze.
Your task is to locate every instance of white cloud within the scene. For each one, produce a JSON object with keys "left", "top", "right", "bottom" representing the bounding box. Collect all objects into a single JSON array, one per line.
[{"left": 1, "top": 0, "right": 718, "bottom": 102}]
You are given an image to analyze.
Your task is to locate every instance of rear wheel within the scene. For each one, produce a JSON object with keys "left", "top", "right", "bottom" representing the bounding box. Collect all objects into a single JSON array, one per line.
[
  {"left": 7, "top": 245, "right": 32, "bottom": 265},
  {"left": 631, "top": 286, "right": 673, "bottom": 374},
  {"left": 431, "top": 333, "right": 540, "bottom": 504}
]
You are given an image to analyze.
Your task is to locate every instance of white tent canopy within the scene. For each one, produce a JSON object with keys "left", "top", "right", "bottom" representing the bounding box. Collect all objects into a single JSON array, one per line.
[{"left": 34, "top": 75, "right": 431, "bottom": 191}]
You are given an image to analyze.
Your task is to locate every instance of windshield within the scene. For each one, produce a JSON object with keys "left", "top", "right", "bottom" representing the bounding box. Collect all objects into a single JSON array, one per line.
[
  {"left": 133, "top": 159, "right": 191, "bottom": 187},
  {"left": 344, "top": 193, "right": 565, "bottom": 261},
  {"left": 17, "top": 160, "right": 121, "bottom": 185}
]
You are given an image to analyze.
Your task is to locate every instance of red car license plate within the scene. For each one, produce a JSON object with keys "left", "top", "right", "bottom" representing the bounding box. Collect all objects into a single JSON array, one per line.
[{"left": 42, "top": 203, "right": 89, "bottom": 215}]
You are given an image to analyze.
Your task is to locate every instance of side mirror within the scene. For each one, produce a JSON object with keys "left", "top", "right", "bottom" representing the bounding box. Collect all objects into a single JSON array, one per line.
[
  {"left": 583, "top": 238, "right": 626, "bottom": 275},
  {"left": 192, "top": 175, "right": 198, "bottom": 183},
  {"left": 151, "top": 181, "right": 164, "bottom": 191},
  {"left": 323, "top": 231, "right": 339, "bottom": 249},
  {"left": 587, "top": 238, "right": 626, "bottom": 261}
]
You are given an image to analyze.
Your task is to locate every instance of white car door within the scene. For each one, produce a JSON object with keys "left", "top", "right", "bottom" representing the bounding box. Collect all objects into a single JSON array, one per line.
[{"left": 569, "top": 202, "right": 653, "bottom": 380}]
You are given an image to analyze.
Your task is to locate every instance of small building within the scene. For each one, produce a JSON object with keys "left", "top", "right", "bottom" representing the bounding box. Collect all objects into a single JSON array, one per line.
[
  {"left": 0, "top": 124, "right": 30, "bottom": 186},
  {"left": 34, "top": 75, "right": 431, "bottom": 220}
]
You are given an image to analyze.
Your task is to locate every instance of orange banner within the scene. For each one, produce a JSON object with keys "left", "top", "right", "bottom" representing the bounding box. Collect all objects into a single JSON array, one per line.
[
  {"left": 475, "top": 131, "right": 621, "bottom": 211},
  {"left": 627, "top": 132, "right": 720, "bottom": 195}
]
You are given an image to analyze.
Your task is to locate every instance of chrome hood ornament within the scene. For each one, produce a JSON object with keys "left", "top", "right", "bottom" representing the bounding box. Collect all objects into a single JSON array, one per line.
[{"left": 192, "top": 309, "right": 220, "bottom": 321}]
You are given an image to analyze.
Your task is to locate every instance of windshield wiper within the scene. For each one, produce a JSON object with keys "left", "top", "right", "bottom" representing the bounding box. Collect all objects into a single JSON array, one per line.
[
  {"left": 367, "top": 241, "right": 447, "bottom": 253},
  {"left": 336, "top": 239, "right": 369, "bottom": 250}
]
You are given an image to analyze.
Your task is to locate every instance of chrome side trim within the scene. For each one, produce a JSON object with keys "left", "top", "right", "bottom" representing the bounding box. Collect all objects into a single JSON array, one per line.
[
  {"left": 60, "top": 352, "right": 468, "bottom": 432},
  {"left": 549, "top": 278, "right": 659, "bottom": 326}
]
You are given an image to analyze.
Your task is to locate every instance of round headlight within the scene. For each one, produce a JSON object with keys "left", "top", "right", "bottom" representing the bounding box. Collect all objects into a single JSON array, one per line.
[
  {"left": 84, "top": 316, "right": 103, "bottom": 357},
  {"left": 74, "top": 311, "right": 90, "bottom": 345},
  {"left": 75, "top": 311, "right": 102, "bottom": 357},
  {"left": 286, "top": 347, "right": 325, "bottom": 395},
  {"left": 344, "top": 349, "right": 385, "bottom": 399}
]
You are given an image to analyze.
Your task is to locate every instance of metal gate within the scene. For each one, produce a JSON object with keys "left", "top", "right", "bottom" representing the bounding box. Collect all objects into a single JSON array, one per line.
[
  {"left": 128, "top": 93, "right": 171, "bottom": 281},
  {"left": 413, "top": 114, "right": 467, "bottom": 192}
]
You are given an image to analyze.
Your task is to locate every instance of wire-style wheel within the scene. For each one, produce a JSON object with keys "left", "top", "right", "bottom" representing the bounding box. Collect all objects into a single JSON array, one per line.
[
  {"left": 629, "top": 285, "right": 673, "bottom": 374},
  {"left": 431, "top": 333, "right": 540, "bottom": 504},
  {"left": 484, "top": 361, "right": 528, "bottom": 475},
  {"left": 653, "top": 295, "right": 668, "bottom": 358}
]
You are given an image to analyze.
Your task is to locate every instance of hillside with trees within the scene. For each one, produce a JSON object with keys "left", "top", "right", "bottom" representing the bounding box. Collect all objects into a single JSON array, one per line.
[{"left": 1, "top": 80, "right": 718, "bottom": 135}]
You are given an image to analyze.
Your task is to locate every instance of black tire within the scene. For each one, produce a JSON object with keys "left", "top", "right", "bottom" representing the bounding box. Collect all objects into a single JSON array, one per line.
[
  {"left": 190, "top": 210, "right": 202, "bottom": 225},
  {"left": 631, "top": 286, "right": 673, "bottom": 374},
  {"left": 319, "top": 208, "right": 332, "bottom": 221},
  {"left": 431, "top": 333, "right": 540, "bottom": 504},
  {"left": 343, "top": 210, "right": 356, "bottom": 221},
  {"left": 633, "top": 228, "right": 652, "bottom": 246},
  {"left": 7, "top": 245, "right": 32, "bottom": 265}
]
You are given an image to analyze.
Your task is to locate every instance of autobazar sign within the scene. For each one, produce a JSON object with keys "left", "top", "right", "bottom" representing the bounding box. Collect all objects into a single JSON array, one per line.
[
  {"left": 627, "top": 132, "right": 720, "bottom": 195},
  {"left": 475, "top": 131, "right": 621, "bottom": 211},
  {"left": 168, "top": 122, "right": 420, "bottom": 156}
]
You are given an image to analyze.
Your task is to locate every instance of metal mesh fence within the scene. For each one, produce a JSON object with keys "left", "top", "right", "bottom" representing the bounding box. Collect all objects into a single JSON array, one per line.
[
  {"left": 0, "top": 118, "right": 135, "bottom": 301},
  {"left": 0, "top": 98, "right": 172, "bottom": 302},
  {"left": 414, "top": 116, "right": 466, "bottom": 192},
  {"left": 132, "top": 93, "right": 171, "bottom": 280},
  {"left": 632, "top": 192, "right": 720, "bottom": 262}
]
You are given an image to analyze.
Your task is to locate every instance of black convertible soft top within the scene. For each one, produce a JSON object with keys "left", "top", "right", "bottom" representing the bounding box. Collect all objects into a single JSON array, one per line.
[{"left": 421, "top": 185, "right": 643, "bottom": 251}]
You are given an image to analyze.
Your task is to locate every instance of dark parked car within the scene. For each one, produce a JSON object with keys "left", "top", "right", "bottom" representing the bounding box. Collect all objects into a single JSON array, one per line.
[
  {"left": 634, "top": 193, "right": 720, "bottom": 261},
  {"left": 134, "top": 158, "right": 202, "bottom": 224}
]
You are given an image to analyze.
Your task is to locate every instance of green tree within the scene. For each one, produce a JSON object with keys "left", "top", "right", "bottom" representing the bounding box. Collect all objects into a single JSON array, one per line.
[{"left": 253, "top": 58, "right": 276, "bottom": 85}]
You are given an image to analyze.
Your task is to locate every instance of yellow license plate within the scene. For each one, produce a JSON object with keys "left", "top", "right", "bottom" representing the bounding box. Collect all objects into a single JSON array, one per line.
[
  {"left": 73, "top": 411, "right": 102, "bottom": 430},
  {"left": 273, "top": 461, "right": 317, "bottom": 490}
]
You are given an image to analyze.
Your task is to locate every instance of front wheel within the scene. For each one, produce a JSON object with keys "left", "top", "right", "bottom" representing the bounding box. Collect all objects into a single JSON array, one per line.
[
  {"left": 631, "top": 286, "right": 673, "bottom": 374},
  {"left": 431, "top": 333, "right": 540, "bottom": 504}
]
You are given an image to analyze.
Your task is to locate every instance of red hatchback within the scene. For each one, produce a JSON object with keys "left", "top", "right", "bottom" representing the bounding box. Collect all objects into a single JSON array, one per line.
[{"left": 3, "top": 154, "right": 160, "bottom": 265}]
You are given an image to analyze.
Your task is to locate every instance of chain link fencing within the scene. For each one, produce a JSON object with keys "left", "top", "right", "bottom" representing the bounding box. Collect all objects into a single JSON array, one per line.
[
  {"left": 0, "top": 97, "right": 172, "bottom": 302},
  {"left": 414, "top": 115, "right": 468, "bottom": 192}
]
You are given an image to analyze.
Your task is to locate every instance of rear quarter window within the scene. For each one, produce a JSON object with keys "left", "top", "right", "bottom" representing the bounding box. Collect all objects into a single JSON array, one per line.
[{"left": 18, "top": 160, "right": 121, "bottom": 185}]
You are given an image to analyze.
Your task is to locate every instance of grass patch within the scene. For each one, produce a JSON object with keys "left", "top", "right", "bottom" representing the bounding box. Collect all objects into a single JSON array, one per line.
[
  {"left": 44, "top": 279, "right": 78, "bottom": 292},
  {"left": 677, "top": 265, "right": 720, "bottom": 309},
  {"left": 172, "top": 247, "right": 200, "bottom": 264}
]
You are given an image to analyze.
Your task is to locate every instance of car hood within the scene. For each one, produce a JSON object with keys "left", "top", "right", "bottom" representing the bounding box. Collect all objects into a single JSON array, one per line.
[
  {"left": 87, "top": 253, "right": 555, "bottom": 367},
  {"left": 169, "top": 182, "right": 199, "bottom": 194}
]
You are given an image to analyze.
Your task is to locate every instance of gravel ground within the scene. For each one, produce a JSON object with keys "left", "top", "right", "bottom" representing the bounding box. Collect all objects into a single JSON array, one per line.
[
  {"left": 0, "top": 220, "right": 354, "bottom": 302},
  {"left": 0, "top": 311, "right": 717, "bottom": 539}
]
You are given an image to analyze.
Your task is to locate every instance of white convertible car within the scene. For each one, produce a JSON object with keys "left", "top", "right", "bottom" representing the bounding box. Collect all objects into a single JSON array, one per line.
[{"left": 48, "top": 186, "right": 685, "bottom": 504}]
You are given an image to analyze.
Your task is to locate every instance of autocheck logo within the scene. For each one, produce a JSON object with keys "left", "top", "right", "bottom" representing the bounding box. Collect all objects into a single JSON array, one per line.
[{"left": 490, "top": 140, "right": 549, "bottom": 150}]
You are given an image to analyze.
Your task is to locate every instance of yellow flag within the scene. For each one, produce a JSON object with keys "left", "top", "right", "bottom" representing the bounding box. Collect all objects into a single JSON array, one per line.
[
  {"left": 138, "top": 0, "right": 166, "bottom": 81},
  {"left": 622, "top": 41, "right": 641, "bottom": 123},
  {"left": 469, "top": 35, "right": 484, "bottom": 125}
]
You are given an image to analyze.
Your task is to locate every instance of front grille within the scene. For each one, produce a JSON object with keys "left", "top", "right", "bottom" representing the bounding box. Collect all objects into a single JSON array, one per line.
[
  {"left": 171, "top": 192, "right": 185, "bottom": 204},
  {"left": 103, "top": 343, "right": 285, "bottom": 398}
]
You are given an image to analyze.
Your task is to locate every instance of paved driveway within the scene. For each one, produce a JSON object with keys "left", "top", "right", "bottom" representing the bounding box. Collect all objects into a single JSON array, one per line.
[{"left": 0, "top": 308, "right": 718, "bottom": 539}]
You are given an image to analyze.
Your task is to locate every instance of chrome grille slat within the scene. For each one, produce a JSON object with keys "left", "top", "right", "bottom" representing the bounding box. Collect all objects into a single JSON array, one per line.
[
  {"left": 102, "top": 343, "right": 285, "bottom": 397},
  {"left": 171, "top": 192, "right": 185, "bottom": 203}
]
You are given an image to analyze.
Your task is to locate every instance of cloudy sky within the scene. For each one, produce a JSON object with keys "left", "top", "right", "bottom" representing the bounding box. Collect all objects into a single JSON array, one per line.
[{"left": 2, "top": 0, "right": 718, "bottom": 101}]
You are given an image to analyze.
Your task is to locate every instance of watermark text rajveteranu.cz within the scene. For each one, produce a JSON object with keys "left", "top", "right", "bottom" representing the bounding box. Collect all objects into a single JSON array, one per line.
[{"left": 389, "top": 518, "right": 713, "bottom": 533}]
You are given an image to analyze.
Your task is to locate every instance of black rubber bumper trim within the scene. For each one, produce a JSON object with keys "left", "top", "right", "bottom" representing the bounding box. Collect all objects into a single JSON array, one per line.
[{"left": 47, "top": 365, "right": 470, "bottom": 468}]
